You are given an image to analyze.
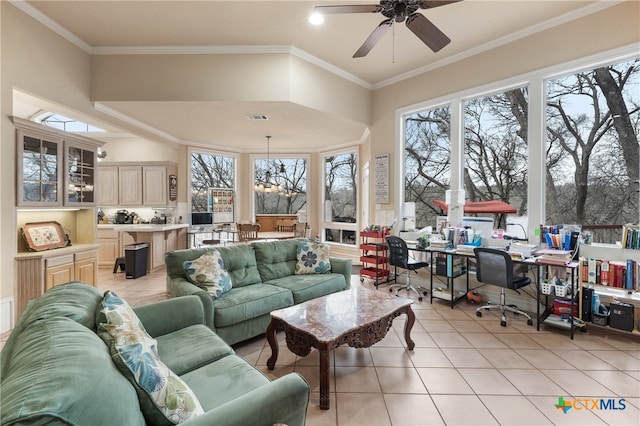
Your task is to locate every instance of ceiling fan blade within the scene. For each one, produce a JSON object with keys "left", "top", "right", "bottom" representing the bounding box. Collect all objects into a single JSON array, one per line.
[
  {"left": 418, "top": 1, "right": 463, "bottom": 10},
  {"left": 406, "top": 13, "right": 451, "bottom": 52},
  {"left": 353, "top": 19, "right": 393, "bottom": 58},
  {"left": 313, "top": 5, "right": 381, "bottom": 15}
]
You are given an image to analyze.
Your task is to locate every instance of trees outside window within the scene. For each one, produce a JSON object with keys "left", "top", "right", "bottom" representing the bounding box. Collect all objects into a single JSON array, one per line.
[
  {"left": 190, "top": 151, "right": 235, "bottom": 212},
  {"left": 324, "top": 151, "right": 358, "bottom": 244},
  {"left": 404, "top": 106, "right": 450, "bottom": 229},
  {"left": 545, "top": 59, "right": 639, "bottom": 233},
  {"left": 464, "top": 87, "right": 529, "bottom": 226},
  {"left": 254, "top": 158, "right": 307, "bottom": 215}
]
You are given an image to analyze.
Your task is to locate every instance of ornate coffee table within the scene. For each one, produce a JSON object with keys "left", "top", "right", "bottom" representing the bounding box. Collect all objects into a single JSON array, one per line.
[{"left": 266, "top": 284, "right": 415, "bottom": 410}]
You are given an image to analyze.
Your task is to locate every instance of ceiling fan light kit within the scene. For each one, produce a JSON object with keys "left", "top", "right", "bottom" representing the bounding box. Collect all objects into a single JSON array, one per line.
[{"left": 313, "top": 0, "right": 461, "bottom": 58}]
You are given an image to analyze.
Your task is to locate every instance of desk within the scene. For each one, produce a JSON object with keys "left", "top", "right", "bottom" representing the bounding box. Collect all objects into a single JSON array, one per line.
[{"left": 409, "top": 244, "right": 581, "bottom": 339}]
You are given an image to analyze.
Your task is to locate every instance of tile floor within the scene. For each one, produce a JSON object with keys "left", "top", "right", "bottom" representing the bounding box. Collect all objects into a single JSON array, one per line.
[{"left": 4, "top": 266, "right": 640, "bottom": 425}]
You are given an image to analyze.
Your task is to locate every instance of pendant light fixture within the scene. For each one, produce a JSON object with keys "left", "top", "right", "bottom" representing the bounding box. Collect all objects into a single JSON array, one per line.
[{"left": 255, "top": 136, "right": 284, "bottom": 193}]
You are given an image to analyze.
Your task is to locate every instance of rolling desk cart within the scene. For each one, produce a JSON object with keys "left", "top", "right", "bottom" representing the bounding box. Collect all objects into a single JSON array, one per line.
[{"left": 359, "top": 231, "right": 390, "bottom": 288}]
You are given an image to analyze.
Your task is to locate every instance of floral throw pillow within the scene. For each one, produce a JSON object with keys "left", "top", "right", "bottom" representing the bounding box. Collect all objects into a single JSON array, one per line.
[
  {"left": 183, "top": 251, "right": 232, "bottom": 299},
  {"left": 97, "top": 291, "right": 204, "bottom": 424},
  {"left": 295, "top": 240, "right": 331, "bottom": 275}
]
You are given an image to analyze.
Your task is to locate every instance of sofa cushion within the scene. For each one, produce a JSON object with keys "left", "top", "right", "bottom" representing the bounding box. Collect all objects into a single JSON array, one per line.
[
  {"left": 265, "top": 273, "right": 347, "bottom": 304},
  {"left": 252, "top": 239, "right": 300, "bottom": 281},
  {"left": 183, "top": 251, "right": 232, "bottom": 299},
  {"left": 180, "top": 355, "right": 271, "bottom": 411},
  {"left": 97, "top": 291, "right": 204, "bottom": 425},
  {"left": 1, "top": 316, "right": 145, "bottom": 426},
  {"left": 213, "top": 284, "right": 294, "bottom": 328},
  {"left": 295, "top": 240, "right": 331, "bottom": 275},
  {"left": 19, "top": 281, "right": 103, "bottom": 329},
  {"left": 156, "top": 324, "right": 234, "bottom": 375},
  {"left": 165, "top": 245, "right": 262, "bottom": 288}
]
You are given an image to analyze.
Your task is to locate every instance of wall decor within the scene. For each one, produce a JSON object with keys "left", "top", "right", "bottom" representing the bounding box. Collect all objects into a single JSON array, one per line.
[{"left": 21, "top": 221, "right": 68, "bottom": 251}]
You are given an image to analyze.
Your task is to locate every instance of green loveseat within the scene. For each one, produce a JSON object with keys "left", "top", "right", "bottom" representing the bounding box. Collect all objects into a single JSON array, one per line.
[
  {"left": 0, "top": 282, "right": 310, "bottom": 426},
  {"left": 165, "top": 238, "right": 353, "bottom": 345}
]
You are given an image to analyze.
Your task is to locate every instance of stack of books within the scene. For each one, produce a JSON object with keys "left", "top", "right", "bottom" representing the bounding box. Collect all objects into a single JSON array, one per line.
[
  {"left": 509, "top": 242, "right": 541, "bottom": 259},
  {"left": 534, "top": 248, "right": 572, "bottom": 265},
  {"left": 429, "top": 239, "right": 451, "bottom": 250}
]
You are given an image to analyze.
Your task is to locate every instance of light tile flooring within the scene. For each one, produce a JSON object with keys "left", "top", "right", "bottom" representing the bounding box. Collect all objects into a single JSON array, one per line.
[{"left": 4, "top": 267, "right": 640, "bottom": 425}]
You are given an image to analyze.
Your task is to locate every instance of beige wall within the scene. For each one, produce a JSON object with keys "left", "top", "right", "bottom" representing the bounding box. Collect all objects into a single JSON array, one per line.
[{"left": 369, "top": 1, "right": 640, "bottom": 215}]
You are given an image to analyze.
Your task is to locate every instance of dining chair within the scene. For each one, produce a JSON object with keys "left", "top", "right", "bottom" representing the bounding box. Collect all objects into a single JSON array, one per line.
[{"left": 237, "top": 223, "right": 261, "bottom": 242}]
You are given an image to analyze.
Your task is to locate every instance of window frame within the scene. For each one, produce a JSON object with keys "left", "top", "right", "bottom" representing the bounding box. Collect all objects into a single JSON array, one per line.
[
  {"left": 188, "top": 146, "right": 238, "bottom": 215},
  {"left": 250, "top": 153, "right": 310, "bottom": 218},
  {"left": 320, "top": 147, "right": 360, "bottom": 246},
  {"left": 396, "top": 44, "right": 639, "bottom": 239}
]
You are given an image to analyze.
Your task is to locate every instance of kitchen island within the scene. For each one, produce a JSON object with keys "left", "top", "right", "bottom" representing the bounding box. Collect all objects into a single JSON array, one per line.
[{"left": 97, "top": 223, "right": 188, "bottom": 271}]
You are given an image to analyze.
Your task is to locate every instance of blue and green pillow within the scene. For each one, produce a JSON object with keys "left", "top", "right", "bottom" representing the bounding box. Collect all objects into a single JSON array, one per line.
[
  {"left": 295, "top": 240, "right": 331, "bottom": 274},
  {"left": 183, "top": 251, "right": 232, "bottom": 299},
  {"left": 97, "top": 290, "right": 204, "bottom": 424}
]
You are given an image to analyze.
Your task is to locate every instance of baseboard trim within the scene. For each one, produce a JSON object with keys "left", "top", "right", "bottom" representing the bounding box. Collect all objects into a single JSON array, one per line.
[{"left": 0, "top": 297, "right": 14, "bottom": 333}]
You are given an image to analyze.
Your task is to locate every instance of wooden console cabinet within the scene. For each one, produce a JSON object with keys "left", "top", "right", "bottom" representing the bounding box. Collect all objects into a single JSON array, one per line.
[{"left": 15, "top": 245, "right": 98, "bottom": 318}]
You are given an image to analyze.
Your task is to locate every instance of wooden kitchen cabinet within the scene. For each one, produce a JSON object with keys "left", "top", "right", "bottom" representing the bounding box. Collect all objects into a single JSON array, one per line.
[
  {"left": 45, "top": 254, "right": 75, "bottom": 289},
  {"left": 118, "top": 166, "right": 143, "bottom": 206},
  {"left": 16, "top": 245, "right": 99, "bottom": 318},
  {"left": 96, "top": 165, "right": 119, "bottom": 206},
  {"left": 14, "top": 117, "right": 102, "bottom": 208},
  {"left": 143, "top": 165, "right": 167, "bottom": 206},
  {"left": 97, "top": 162, "right": 176, "bottom": 207}
]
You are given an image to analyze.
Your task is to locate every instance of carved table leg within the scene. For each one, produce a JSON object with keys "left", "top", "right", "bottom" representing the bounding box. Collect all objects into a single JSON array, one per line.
[
  {"left": 266, "top": 319, "right": 279, "bottom": 370},
  {"left": 318, "top": 346, "right": 331, "bottom": 410},
  {"left": 403, "top": 306, "right": 416, "bottom": 350}
]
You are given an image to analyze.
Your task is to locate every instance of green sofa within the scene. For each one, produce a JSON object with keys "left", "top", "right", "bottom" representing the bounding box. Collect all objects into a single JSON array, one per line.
[
  {"left": 165, "top": 238, "right": 353, "bottom": 345},
  {"left": 0, "top": 282, "right": 310, "bottom": 426}
]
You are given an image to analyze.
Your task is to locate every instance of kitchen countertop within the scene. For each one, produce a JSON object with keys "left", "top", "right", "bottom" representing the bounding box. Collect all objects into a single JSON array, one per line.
[{"left": 97, "top": 223, "right": 189, "bottom": 232}]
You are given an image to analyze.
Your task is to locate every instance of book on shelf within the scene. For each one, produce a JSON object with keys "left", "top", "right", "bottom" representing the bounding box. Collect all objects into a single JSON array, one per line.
[
  {"left": 579, "top": 256, "right": 639, "bottom": 291},
  {"left": 621, "top": 224, "right": 639, "bottom": 250}
]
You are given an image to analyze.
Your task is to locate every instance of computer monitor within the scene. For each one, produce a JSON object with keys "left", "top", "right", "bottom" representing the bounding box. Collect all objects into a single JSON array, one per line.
[{"left": 191, "top": 212, "right": 213, "bottom": 231}]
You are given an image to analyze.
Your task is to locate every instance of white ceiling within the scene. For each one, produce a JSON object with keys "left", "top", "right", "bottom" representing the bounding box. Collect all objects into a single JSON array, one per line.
[{"left": 12, "top": 0, "right": 616, "bottom": 152}]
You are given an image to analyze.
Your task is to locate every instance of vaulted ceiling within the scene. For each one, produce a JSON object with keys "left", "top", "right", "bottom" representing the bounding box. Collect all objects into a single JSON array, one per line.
[{"left": 11, "top": 0, "right": 616, "bottom": 152}]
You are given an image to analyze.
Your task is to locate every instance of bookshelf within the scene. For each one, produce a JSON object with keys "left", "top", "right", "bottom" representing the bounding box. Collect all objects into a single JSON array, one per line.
[{"left": 578, "top": 243, "right": 639, "bottom": 335}]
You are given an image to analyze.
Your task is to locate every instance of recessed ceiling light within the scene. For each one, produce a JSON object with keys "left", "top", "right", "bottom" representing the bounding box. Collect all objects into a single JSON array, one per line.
[{"left": 309, "top": 12, "right": 324, "bottom": 25}]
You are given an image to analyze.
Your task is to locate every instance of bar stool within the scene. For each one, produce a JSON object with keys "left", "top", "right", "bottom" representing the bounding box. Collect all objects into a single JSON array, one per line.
[{"left": 113, "top": 257, "right": 125, "bottom": 273}]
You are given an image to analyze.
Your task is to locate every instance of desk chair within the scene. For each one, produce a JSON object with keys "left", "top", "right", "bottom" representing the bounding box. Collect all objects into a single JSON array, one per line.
[
  {"left": 473, "top": 247, "right": 533, "bottom": 327},
  {"left": 385, "top": 236, "right": 429, "bottom": 301},
  {"left": 237, "top": 223, "right": 260, "bottom": 242}
]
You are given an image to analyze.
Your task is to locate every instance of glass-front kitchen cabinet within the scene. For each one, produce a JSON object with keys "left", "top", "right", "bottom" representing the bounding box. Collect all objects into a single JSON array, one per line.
[
  {"left": 66, "top": 143, "right": 96, "bottom": 206},
  {"left": 14, "top": 117, "right": 102, "bottom": 208},
  {"left": 18, "top": 129, "right": 63, "bottom": 206}
]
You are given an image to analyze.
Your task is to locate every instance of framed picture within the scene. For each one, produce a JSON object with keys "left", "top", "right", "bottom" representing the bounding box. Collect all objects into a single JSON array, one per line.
[{"left": 22, "top": 221, "right": 68, "bottom": 251}]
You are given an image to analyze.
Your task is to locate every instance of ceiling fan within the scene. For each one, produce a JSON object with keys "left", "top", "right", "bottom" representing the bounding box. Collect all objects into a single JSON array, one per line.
[{"left": 313, "top": 0, "right": 461, "bottom": 58}]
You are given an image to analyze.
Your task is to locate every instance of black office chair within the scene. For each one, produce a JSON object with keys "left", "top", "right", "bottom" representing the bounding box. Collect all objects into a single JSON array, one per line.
[
  {"left": 473, "top": 247, "right": 533, "bottom": 327},
  {"left": 385, "top": 236, "right": 429, "bottom": 301}
]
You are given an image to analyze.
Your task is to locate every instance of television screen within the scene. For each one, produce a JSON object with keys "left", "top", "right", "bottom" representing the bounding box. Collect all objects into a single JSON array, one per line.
[{"left": 191, "top": 212, "right": 213, "bottom": 229}]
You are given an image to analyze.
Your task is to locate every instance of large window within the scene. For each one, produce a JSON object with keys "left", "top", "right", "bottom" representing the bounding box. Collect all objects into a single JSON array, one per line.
[
  {"left": 254, "top": 157, "right": 307, "bottom": 214},
  {"left": 404, "top": 106, "right": 451, "bottom": 229},
  {"left": 324, "top": 151, "right": 358, "bottom": 245},
  {"left": 402, "top": 52, "right": 639, "bottom": 244},
  {"left": 464, "top": 87, "right": 529, "bottom": 227},
  {"left": 545, "top": 59, "right": 639, "bottom": 233},
  {"left": 190, "top": 150, "right": 235, "bottom": 212}
]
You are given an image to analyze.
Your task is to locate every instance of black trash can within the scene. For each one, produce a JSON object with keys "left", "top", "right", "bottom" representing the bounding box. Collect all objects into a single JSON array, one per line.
[{"left": 125, "top": 243, "right": 148, "bottom": 279}]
